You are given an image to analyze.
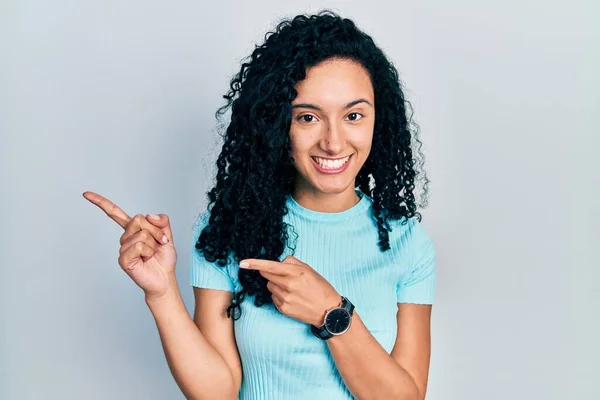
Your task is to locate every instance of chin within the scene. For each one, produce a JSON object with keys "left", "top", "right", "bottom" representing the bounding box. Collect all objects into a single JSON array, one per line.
[{"left": 308, "top": 178, "right": 356, "bottom": 195}]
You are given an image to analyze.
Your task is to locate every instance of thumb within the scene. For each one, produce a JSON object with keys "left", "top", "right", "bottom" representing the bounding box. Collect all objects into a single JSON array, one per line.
[{"left": 146, "top": 213, "right": 174, "bottom": 244}]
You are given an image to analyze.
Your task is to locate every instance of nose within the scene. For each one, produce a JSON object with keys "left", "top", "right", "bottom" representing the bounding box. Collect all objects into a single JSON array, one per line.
[{"left": 319, "top": 121, "right": 346, "bottom": 155}]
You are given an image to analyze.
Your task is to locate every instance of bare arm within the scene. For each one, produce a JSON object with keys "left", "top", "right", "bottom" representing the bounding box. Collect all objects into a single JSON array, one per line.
[
  {"left": 327, "top": 304, "right": 432, "bottom": 400},
  {"left": 146, "top": 279, "right": 242, "bottom": 400},
  {"left": 81, "top": 192, "right": 241, "bottom": 399}
]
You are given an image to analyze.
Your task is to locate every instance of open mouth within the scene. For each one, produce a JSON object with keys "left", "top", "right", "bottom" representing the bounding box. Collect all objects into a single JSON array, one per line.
[{"left": 311, "top": 154, "right": 353, "bottom": 173}]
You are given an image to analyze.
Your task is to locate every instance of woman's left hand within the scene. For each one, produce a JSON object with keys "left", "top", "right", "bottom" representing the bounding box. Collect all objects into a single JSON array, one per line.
[{"left": 239, "top": 255, "right": 341, "bottom": 327}]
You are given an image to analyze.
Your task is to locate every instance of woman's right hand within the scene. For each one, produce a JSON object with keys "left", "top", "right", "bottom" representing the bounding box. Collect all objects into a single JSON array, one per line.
[{"left": 82, "top": 191, "right": 178, "bottom": 300}]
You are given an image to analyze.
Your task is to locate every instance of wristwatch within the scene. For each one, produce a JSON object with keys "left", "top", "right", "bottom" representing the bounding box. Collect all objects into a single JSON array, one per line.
[{"left": 311, "top": 296, "right": 355, "bottom": 340}]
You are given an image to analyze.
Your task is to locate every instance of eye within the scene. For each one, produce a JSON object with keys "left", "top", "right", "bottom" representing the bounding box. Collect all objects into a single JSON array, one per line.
[
  {"left": 346, "top": 112, "right": 363, "bottom": 122},
  {"left": 297, "top": 114, "right": 317, "bottom": 123}
]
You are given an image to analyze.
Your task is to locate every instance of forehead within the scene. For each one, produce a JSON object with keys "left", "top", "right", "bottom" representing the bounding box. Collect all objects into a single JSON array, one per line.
[{"left": 293, "top": 58, "right": 374, "bottom": 106}]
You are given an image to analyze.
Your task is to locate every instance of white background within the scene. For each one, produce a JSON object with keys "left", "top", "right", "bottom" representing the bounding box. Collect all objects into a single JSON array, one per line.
[{"left": 2, "top": 1, "right": 598, "bottom": 398}]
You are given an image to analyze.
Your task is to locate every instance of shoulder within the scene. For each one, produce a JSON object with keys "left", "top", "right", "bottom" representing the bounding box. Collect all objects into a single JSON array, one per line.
[
  {"left": 389, "top": 216, "right": 437, "bottom": 303},
  {"left": 388, "top": 216, "right": 436, "bottom": 263},
  {"left": 189, "top": 209, "right": 239, "bottom": 291},
  {"left": 192, "top": 210, "right": 212, "bottom": 239}
]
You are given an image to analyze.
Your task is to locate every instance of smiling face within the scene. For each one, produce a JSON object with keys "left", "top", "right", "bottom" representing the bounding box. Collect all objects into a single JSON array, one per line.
[{"left": 289, "top": 58, "right": 375, "bottom": 204}]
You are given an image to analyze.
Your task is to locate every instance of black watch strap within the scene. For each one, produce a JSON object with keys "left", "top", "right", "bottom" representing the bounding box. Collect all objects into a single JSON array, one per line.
[
  {"left": 311, "top": 323, "right": 333, "bottom": 340},
  {"left": 342, "top": 297, "right": 355, "bottom": 315},
  {"left": 311, "top": 297, "right": 354, "bottom": 340}
]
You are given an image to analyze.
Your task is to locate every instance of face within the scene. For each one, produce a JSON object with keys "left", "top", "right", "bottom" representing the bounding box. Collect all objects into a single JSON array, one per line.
[{"left": 289, "top": 58, "right": 375, "bottom": 198}]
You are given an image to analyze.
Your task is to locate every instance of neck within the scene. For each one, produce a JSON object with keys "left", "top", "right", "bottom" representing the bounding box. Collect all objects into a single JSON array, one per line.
[{"left": 292, "top": 184, "right": 360, "bottom": 213}]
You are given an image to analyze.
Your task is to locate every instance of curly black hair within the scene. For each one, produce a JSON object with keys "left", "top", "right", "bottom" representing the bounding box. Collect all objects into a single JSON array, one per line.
[{"left": 196, "top": 10, "right": 430, "bottom": 319}]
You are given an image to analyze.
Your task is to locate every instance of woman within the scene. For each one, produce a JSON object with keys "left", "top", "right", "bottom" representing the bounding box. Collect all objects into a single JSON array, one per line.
[{"left": 84, "top": 10, "right": 436, "bottom": 400}]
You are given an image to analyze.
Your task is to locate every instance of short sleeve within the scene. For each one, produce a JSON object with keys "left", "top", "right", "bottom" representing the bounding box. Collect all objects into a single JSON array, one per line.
[
  {"left": 189, "top": 212, "right": 235, "bottom": 292},
  {"left": 396, "top": 219, "right": 436, "bottom": 304}
]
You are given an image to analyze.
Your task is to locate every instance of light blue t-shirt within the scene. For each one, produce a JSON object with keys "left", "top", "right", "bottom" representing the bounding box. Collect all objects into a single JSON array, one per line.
[{"left": 189, "top": 191, "right": 436, "bottom": 399}]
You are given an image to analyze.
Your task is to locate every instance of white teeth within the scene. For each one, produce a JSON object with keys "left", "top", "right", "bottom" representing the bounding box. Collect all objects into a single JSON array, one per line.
[{"left": 313, "top": 155, "right": 350, "bottom": 169}]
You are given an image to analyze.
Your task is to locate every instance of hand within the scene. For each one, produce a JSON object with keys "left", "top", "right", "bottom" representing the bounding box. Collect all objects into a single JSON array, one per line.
[
  {"left": 82, "top": 191, "right": 178, "bottom": 300},
  {"left": 239, "top": 256, "right": 341, "bottom": 327}
]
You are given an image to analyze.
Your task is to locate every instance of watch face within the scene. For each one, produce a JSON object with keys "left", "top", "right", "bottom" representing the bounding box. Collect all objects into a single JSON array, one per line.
[{"left": 324, "top": 308, "right": 351, "bottom": 334}]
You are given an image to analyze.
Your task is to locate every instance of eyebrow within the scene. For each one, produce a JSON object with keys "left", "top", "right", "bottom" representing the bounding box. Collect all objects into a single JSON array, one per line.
[{"left": 291, "top": 98, "right": 373, "bottom": 111}]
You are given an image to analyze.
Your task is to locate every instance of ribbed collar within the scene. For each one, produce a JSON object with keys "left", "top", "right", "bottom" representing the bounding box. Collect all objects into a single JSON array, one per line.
[{"left": 285, "top": 189, "right": 371, "bottom": 222}]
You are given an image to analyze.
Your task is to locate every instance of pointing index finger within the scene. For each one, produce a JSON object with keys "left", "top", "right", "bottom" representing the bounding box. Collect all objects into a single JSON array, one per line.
[
  {"left": 239, "top": 259, "right": 289, "bottom": 276},
  {"left": 83, "top": 191, "right": 131, "bottom": 229}
]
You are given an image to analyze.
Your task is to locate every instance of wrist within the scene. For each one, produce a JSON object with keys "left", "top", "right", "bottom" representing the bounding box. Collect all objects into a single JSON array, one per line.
[
  {"left": 144, "top": 276, "right": 182, "bottom": 310},
  {"left": 313, "top": 294, "right": 343, "bottom": 327},
  {"left": 311, "top": 296, "right": 355, "bottom": 340}
]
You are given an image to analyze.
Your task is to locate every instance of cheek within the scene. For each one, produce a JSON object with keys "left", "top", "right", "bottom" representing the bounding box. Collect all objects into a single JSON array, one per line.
[
  {"left": 349, "top": 128, "right": 374, "bottom": 153},
  {"left": 289, "top": 130, "right": 317, "bottom": 157},
  {"left": 357, "top": 136, "right": 373, "bottom": 150}
]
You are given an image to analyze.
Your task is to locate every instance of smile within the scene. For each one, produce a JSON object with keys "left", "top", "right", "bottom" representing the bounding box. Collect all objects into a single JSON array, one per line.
[{"left": 311, "top": 155, "right": 352, "bottom": 174}]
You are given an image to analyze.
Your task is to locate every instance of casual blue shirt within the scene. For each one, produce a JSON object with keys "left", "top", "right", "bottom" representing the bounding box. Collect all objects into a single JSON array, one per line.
[{"left": 189, "top": 190, "right": 436, "bottom": 399}]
